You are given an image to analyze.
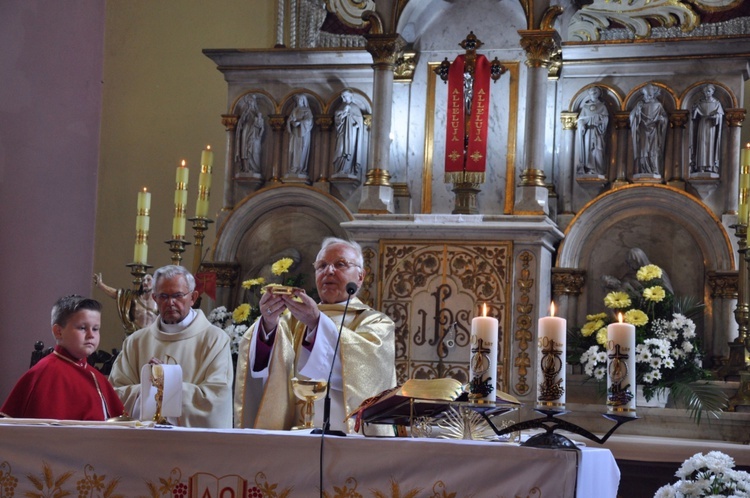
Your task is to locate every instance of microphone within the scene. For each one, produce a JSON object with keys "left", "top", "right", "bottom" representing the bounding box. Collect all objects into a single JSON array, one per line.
[{"left": 312, "top": 281, "right": 357, "bottom": 437}]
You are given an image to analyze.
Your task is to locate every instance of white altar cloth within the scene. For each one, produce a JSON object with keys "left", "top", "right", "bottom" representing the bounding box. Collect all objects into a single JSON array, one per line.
[{"left": 0, "top": 421, "right": 619, "bottom": 497}]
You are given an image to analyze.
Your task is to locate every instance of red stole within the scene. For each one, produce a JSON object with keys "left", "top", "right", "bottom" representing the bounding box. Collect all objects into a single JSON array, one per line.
[{"left": 444, "top": 54, "right": 491, "bottom": 184}]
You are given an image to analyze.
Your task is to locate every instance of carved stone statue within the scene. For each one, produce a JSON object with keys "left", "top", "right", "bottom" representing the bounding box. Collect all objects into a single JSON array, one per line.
[
  {"left": 690, "top": 84, "right": 723, "bottom": 175},
  {"left": 576, "top": 86, "right": 609, "bottom": 176},
  {"left": 332, "top": 90, "right": 364, "bottom": 177},
  {"left": 235, "top": 94, "right": 265, "bottom": 174},
  {"left": 629, "top": 84, "right": 668, "bottom": 176},
  {"left": 93, "top": 273, "right": 158, "bottom": 334},
  {"left": 286, "top": 94, "right": 314, "bottom": 175}
]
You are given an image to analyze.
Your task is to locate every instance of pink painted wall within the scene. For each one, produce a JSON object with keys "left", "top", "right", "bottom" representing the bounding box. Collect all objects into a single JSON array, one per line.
[{"left": 0, "top": 0, "right": 105, "bottom": 401}]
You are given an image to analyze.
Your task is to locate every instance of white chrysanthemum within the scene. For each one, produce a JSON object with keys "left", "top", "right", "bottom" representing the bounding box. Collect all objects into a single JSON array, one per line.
[
  {"left": 642, "top": 371, "right": 655, "bottom": 383},
  {"left": 595, "top": 351, "right": 608, "bottom": 363},
  {"left": 593, "top": 367, "right": 606, "bottom": 380},
  {"left": 682, "top": 341, "right": 694, "bottom": 353},
  {"left": 584, "top": 363, "right": 595, "bottom": 376},
  {"left": 662, "top": 357, "right": 675, "bottom": 369}
]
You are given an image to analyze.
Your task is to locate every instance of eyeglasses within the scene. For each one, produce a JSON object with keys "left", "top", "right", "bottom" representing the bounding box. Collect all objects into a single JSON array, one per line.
[
  {"left": 155, "top": 292, "right": 189, "bottom": 302},
  {"left": 313, "top": 259, "right": 361, "bottom": 273}
]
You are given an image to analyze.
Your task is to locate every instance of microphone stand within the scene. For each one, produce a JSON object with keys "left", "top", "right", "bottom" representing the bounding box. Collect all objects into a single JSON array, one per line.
[{"left": 312, "top": 282, "right": 357, "bottom": 437}]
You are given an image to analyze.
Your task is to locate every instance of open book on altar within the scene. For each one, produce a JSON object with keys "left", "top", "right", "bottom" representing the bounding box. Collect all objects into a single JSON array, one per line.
[{"left": 349, "top": 378, "right": 521, "bottom": 428}]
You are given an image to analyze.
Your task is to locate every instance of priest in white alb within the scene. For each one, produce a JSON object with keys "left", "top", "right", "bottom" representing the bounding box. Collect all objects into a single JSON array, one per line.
[{"left": 234, "top": 237, "right": 396, "bottom": 434}]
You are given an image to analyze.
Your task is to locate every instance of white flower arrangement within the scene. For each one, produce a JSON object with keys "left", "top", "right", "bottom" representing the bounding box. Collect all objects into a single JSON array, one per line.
[
  {"left": 655, "top": 451, "right": 750, "bottom": 497},
  {"left": 207, "top": 306, "right": 247, "bottom": 355}
]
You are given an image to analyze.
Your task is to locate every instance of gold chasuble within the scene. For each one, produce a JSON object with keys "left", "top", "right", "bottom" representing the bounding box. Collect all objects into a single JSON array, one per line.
[{"left": 234, "top": 297, "right": 396, "bottom": 434}]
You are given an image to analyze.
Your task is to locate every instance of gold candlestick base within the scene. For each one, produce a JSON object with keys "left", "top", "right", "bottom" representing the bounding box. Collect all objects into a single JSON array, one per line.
[
  {"left": 165, "top": 238, "right": 191, "bottom": 266},
  {"left": 188, "top": 217, "right": 214, "bottom": 275},
  {"left": 126, "top": 263, "right": 153, "bottom": 288}
]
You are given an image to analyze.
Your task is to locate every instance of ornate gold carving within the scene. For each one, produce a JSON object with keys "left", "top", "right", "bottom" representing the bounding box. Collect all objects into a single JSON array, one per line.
[
  {"left": 361, "top": 246, "right": 376, "bottom": 307},
  {"left": 394, "top": 51, "right": 417, "bottom": 82},
  {"left": 614, "top": 112, "right": 631, "bottom": 129},
  {"left": 269, "top": 114, "right": 286, "bottom": 131},
  {"left": 198, "top": 261, "right": 241, "bottom": 288},
  {"left": 364, "top": 33, "right": 406, "bottom": 68},
  {"left": 381, "top": 241, "right": 512, "bottom": 389},
  {"left": 669, "top": 110, "right": 689, "bottom": 129},
  {"left": 315, "top": 115, "right": 333, "bottom": 131},
  {"left": 707, "top": 270, "right": 738, "bottom": 299},
  {"left": 364, "top": 168, "right": 392, "bottom": 187},
  {"left": 551, "top": 268, "right": 587, "bottom": 296},
  {"left": 725, "top": 108, "right": 747, "bottom": 128},
  {"left": 513, "top": 251, "right": 534, "bottom": 396},
  {"left": 517, "top": 29, "right": 560, "bottom": 69},
  {"left": 221, "top": 114, "right": 238, "bottom": 131},
  {"left": 560, "top": 112, "right": 578, "bottom": 131},
  {"left": 363, "top": 114, "right": 372, "bottom": 129}
]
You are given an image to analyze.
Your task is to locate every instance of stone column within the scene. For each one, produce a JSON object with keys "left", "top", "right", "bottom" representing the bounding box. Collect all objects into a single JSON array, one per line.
[
  {"left": 551, "top": 267, "right": 586, "bottom": 324},
  {"left": 314, "top": 115, "right": 333, "bottom": 183},
  {"left": 220, "top": 114, "right": 238, "bottom": 213},
  {"left": 268, "top": 114, "right": 286, "bottom": 184},
  {"left": 515, "top": 29, "right": 559, "bottom": 214},
  {"left": 559, "top": 112, "right": 577, "bottom": 215},
  {"left": 359, "top": 33, "right": 405, "bottom": 214},
  {"left": 725, "top": 109, "right": 747, "bottom": 215},
  {"left": 707, "top": 270, "right": 738, "bottom": 368},
  {"left": 668, "top": 110, "right": 689, "bottom": 189},
  {"left": 613, "top": 112, "right": 630, "bottom": 187}
]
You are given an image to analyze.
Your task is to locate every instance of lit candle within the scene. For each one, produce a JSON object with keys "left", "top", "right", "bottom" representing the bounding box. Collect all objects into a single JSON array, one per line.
[
  {"left": 195, "top": 145, "right": 213, "bottom": 218},
  {"left": 469, "top": 303, "right": 498, "bottom": 402},
  {"left": 606, "top": 313, "right": 636, "bottom": 416},
  {"left": 740, "top": 143, "right": 750, "bottom": 225},
  {"left": 173, "top": 160, "right": 189, "bottom": 238},
  {"left": 133, "top": 188, "right": 151, "bottom": 264},
  {"left": 537, "top": 302, "right": 566, "bottom": 409}
]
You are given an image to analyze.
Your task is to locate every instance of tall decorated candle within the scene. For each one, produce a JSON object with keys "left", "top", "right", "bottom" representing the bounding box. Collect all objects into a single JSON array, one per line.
[
  {"left": 469, "top": 303, "right": 498, "bottom": 402},
  {"left": 172, "top": 159, "right": 189, "bottom": 238},
  {"left": 740, "top": 143, "right": 750, "bottom": 226},
  {"left": 537, "top": 302, "right": 566, "bottom": 409},
  {"left": 606, "top": 313, "right": 636, "bottom": 416},
  {"left": 195, "top": 145, "right": 213, "bottom": 218},
  {"left": 133, "top": 188, "right": 151, "bottom": 264}
]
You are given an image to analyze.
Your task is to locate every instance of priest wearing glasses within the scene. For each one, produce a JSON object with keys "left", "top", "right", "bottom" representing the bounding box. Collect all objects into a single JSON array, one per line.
[
  {"left": 109, "top": 265, "right": 233, "bottom": 428},
  {"left": 234, "top": 237, "right": 396, "bottom": 434}
]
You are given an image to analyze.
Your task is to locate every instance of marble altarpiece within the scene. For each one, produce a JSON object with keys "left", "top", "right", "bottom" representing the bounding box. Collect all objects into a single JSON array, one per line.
[{"left": 200, "top": 0, "right": 750, "bottom": 438}]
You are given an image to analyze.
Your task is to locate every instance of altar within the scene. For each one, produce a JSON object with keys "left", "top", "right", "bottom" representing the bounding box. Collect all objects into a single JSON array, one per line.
[{"left": 0, "top": 421, "right": 619, "bottom": 497}]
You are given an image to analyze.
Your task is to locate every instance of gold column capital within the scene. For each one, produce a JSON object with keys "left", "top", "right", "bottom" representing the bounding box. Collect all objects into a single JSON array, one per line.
[
  {"left": 517, "top": 29, "right": 560, "bottom": 69},
  {"left": 269, "top": 114, "right": 286, "bottom": 131},
  {"left": 560, "top": 112, "right": 578, "bottom": 131},
  {"left": 614, "top": 111, "right": 631, "bottom": 129},
  {"left": 552, "top": 268, "right": 587, "bottom": 296},
  {"left": 726, "top": 108, "right": 747, "bottom": 128},
  {"left": 315, "top": 115, "right": 333, "bottom": 130},
  {"left": 221, "top": 114, "right": 238, "bottom": 131},
  {"left": 707, "top": 270, "right": 738, "bottom": 299},
  {"left": 365, "top": 33, "right": 406, "bottom": 69}
]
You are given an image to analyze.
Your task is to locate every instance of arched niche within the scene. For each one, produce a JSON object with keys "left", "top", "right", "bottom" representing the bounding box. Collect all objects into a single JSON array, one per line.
[
  {"left": 213, "top": 184, "right": 354, "bottom": 307},
  {"left": 557, "top": 184, "right": 734, "bottom": 328}
]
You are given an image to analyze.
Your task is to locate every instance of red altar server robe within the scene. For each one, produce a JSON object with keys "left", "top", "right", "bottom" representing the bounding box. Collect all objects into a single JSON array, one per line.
[{"left": 1, "top": 346, "right": 125, "bottom": 421}]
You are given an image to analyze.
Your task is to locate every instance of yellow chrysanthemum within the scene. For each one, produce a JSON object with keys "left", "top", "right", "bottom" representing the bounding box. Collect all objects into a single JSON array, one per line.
[
  {"left": 271, "top": 257, "right": 294, "bottom": 276},
  {"left": 636, "top": 264, "right": 662, "bottom": 282},
  {"left": 581, "top": 319, "right": 605, "bottom": 337},
  {"left": 624, "top": 309, "right": 648, "bottom": 327},
  {"left": 595, "top": 328, "right": 608, "bottom": 346},
  {"left": 241, "top": 277, "right": 266, "bottom": 289},
  {"left": 643, "top": 285, "right": 666, "bottom": 303},
  {"left": 232, "top": 303, "right": 251, "bottom": 323},
  {"left": 604, "top": 292, "right": 631, "bottom": 309},
  {"left": 586, "top": 312, "right": 608, "bottom": 321}
]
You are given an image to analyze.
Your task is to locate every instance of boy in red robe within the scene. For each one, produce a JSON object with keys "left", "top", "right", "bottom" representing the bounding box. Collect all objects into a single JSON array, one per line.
[{"left": 0, "top": 295, "right": 125, "bottom": 420}]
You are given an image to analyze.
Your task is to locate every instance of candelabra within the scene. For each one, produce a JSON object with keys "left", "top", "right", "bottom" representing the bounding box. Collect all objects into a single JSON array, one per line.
[
  {"left": 165, "top": 237, "right": 191, "bottom": 266},
  {"left": 725, "top": 224, "right": 750, "bottom": 379},
  {"left": 188, "top": 216, "right": 214, "bottom": 275}
]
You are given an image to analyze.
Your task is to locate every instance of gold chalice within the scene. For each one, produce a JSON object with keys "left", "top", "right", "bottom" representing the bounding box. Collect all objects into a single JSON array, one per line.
[{"left": 291, "top": 377, "right": 327, "bottom": 430}]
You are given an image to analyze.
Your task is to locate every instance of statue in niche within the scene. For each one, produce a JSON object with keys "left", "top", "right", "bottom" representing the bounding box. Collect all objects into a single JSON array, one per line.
[
  {"left": 629, "top": 84, "right": 668, "bottom": 176},
  {"left": 332, "top": 90, "right": 364, "bottom": 177},
  {"left": 601, "top": 247, "right": 674, "bottom": 296},
  {"left": 93, "top": 273, "right": 158, "bottom": 334},
  {"left": 576, "top": 86, "right": 609, "bottom": 176},
  {"left": 286, "top": 94, "right": 314, "bottom": 175},
  {"left": 235, "top": 94, "right": 265, "bottom": 174},
  {"left": 690, "top": 84, "right": 724, "bottom": 175}
]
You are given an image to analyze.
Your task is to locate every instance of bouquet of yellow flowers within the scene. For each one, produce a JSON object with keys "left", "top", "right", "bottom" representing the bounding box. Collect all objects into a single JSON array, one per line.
[{"left": 570, "top": 263, "right": 726, "bottom": 423}]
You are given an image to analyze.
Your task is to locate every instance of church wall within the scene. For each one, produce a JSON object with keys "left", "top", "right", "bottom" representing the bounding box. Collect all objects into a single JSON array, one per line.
[
  {"left": 0, "top": 0, "right": 105, "bottom": 402},
  {"left": 93, "top": 1, "right": 274, "bottom": 354}
]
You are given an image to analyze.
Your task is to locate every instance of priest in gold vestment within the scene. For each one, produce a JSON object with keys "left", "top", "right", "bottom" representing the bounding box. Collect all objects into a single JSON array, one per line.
[{"left": 234, "top": 237, "right": 396, "bottom": 434}]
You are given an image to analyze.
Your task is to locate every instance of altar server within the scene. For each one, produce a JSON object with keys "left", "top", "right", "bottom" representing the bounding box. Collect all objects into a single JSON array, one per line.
[
  {"left": 1, "top": 296, "right": 125, "bottom": 421},
  {"left": 109, "top": 265, "right": 233, "bottom": 428},
  {"left": 234, "top": 237, "right": 396, "bottom": 434}
]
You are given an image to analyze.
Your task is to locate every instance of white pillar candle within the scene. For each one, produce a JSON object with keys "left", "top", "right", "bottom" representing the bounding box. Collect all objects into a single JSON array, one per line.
[
  {"left": 469, "top": 303, "right": 498, "bottom": 402},
  {"left": 606, "top": 314, "right": 637, "bottom": 416},
  {"left": 537, "top": 302, "right": 566, "bottom": 409}
]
